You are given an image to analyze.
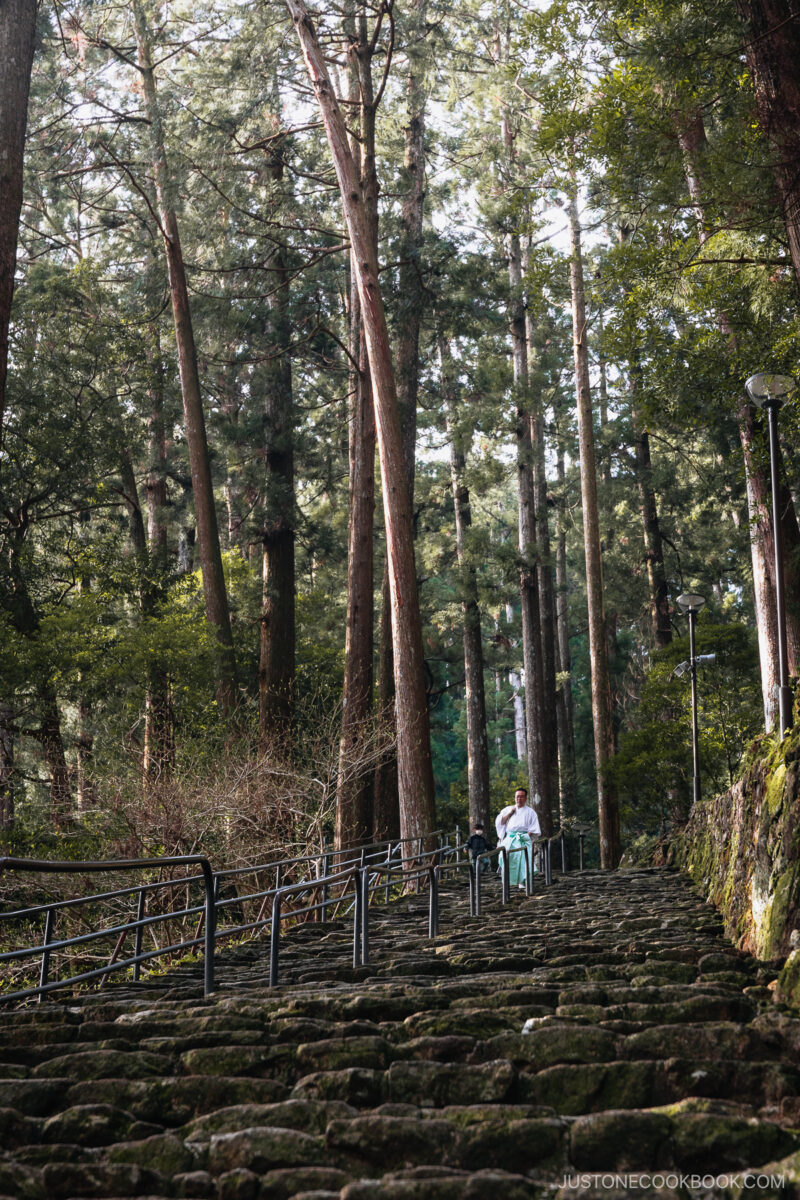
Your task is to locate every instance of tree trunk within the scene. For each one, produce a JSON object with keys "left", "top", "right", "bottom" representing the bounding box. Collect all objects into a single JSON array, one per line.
[
  {"left": 735, "top": 1, "right": 800, "bottom": 291},
  {"left": 0, "top": 705, "right": 14, "bottom": 829},
  {"left": 286, "top": 0, "right": 436, "bottom": 844},
  {"left": 441, "top": 336, "right": 491, "bottom": 830},
  {"left": 554, "top": 441, "right": 577, "bottom": 820},
  {"left": 373, "top": 566, "right": 399, "bottom": 841},
  {"left": 142, "top": 301, "right": 173, "bottom": 779},
  {"left": 525, "top": 300, "right": 560, "bottom": 827},
  {"left": 258, "top": 145, "right": 296, "bottom": 739},
  {"left": 507, "top": 229, "right": 552, "bottom": 836},
  {"left": 337, "top": 34, "right": 376, "bottom": 850},
  {"left": 134, "top": 0, "right": 237, "bottom": 714},
  {"left": 633, "top": 413, "right": 671, "bottom": 648},
  {"left": 336, "top": 280, "right": 376, "bottom": 849},
  {"left": 374, "top": 0, "right": 427, "bottom": 841},
  {"left": 0, "top": 0, "right": 37, "bottom": 438},
  {"left": 568, "top": 190, "right": 620, "bottom": 868}
]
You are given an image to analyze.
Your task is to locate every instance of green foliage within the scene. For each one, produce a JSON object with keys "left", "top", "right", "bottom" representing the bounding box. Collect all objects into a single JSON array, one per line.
[{"left": 609, "top": 622, "right": 763, "bottom": 832}]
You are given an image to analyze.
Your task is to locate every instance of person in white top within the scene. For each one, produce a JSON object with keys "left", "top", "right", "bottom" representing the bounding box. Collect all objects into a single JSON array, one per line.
[{"left": 495, "top": 787, "right": 540, "bottom": 888}]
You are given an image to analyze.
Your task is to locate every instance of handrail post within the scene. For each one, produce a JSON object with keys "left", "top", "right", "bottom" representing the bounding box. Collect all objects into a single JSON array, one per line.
[
  {"left": 38, "top": 909, "right": 55, "bottom": 1003},
  {"left": 545, "top": 840, "right": 552, "bottom": 886},
  {"left": 353, "top": 872, "right": 362, "bottom": 968},
  {"left": 201, "top": 861, "right": 215, "bottom": 996},
  {"left": 428, "top": 865, "right": 439, "bottom": 937},
  {"left": 561, "top": 831, "right": 567, "bottom": 874},
  {"left": 322, "top": 851, "right": 331, "bottom": 923},
  {"left": 579, "top": 832, "right": 585, "bottom": 871},
  {"left": 133, "top": 889, "right": 146, "bottom": 982},
  {"left": 475, "top": 854, "right": 482, "bottom": 916},
  {"left": 384, "top": 844, "right": 391, "bottom": 906},
  {"left": 455, "top": 825, "right": 460, "bottom": 860},
  {"left": 275, "top": 863, "right": 283, "bottom": 892},
  {"left": 526, "top": 842, "right": 534, "bottom": 896},
  {"left": 360, "top": 867, "right": 369, "bottom": 965},
  {"left": 501, "top": 847, "right": 510, "bottom": 904},
  {"left": 269, "top": 891, "right": 282, "bottom": 987},
  {"left": 469, "top": 859, "right": 475, "bottom": 916}
]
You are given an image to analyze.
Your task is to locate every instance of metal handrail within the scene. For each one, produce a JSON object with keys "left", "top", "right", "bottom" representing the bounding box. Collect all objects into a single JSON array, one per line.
[
  {"left": 0, "top": 856, "right": 216, "bottom": 1002},
  {"left": 0, "top": 826, "right": 591, "bottom": 1005}
]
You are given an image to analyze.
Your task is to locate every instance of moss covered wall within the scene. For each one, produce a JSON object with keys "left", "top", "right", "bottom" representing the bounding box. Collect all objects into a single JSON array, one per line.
[{"left": 666, "top": 731, "right": 800, "bottom": 959}]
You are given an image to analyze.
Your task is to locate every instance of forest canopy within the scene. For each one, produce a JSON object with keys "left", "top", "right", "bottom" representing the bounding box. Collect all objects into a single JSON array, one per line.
[{"left": 1, "top": 0, "right": 798, "bottom": 869}]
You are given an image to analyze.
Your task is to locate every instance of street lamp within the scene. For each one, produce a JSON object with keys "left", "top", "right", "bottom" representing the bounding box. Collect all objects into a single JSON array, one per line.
[
  {"left": 744, "top": 372, "right": 797, "bottom": 738},
  {"left": 677, "top": 592, "right": 706, "bottom": 806}
]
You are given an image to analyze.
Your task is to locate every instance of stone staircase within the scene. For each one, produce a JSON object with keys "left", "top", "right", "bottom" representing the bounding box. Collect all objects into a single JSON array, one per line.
[{"left": 2, "top": 867, "right": 800, "bottom": 1199}]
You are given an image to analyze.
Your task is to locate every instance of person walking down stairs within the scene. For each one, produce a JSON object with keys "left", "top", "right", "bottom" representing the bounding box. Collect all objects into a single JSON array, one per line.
[{"left": 495, "top": 786, "right": 540, "bottom": 890}]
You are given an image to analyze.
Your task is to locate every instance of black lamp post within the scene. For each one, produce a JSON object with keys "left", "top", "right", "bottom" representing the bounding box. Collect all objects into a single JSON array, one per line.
[
  {"left": 744, "top": 372, "right": 796, "bottom": 739},
  {"left": 677, "top": 592, "right": 706, "bottom": 806}
]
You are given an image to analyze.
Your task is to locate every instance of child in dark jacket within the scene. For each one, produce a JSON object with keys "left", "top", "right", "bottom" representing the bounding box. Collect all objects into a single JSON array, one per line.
[{"left": 465, "top": 824, "right": 490, "bottom": 873}]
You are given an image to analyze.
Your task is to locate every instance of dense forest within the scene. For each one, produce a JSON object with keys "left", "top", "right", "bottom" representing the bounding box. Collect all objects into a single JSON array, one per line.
[{"left": 1, "top": 0, "right": 798, "bottom": 869}]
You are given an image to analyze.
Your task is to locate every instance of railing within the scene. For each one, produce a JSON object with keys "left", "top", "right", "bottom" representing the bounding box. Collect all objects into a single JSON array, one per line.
[
  {"left": 0, "top": 856, "right": 216, "bottom": 1004},
  {"left": 0, "top": 825, "right": 590, "bottom": 1004}
]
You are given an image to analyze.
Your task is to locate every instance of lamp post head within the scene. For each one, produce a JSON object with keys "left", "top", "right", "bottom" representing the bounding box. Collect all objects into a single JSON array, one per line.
[
  {"left": 745, "top": 373, "right": 797, "bottom": 410},
  {"left": 676, "top": 592, "right": 706, "bottom": 615}
]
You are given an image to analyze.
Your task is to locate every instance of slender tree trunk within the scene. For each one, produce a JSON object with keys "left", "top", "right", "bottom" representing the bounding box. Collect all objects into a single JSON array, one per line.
[
  {"left": 0, "top": 0, "right": 37, "bottom": 440},
  {"left": 374, "top": 0, "right": 428, "bottom": 840},
  {"left": 525, "top": 299, "right": 560, "bottom": 825},
  {"left": 373, "top": 567, "right": 399, "bottom": 841},
  {"left": 508, "top": 229, "right": 552, "bottom": 836},
  {"left": 337, "top": 38, "right": 375, "bottom": 849},
  {"left": 142, "top": 303, "right": 173, "bottom": 779},
  {"left": 258, "top": 146, "right": 296, "bottom": 739},
  {"left": 633, "top": 413, "right": 671, "bottom": 648},
  {"left": 441, "top": 336, "right": 491, "bottom": 830},
  {"left": 554, "top": 441, "right": 577, "bottom": 820},
  {"left": 568, "top": 190, "right": 619, "bottom": 868},
  {"left": 40, "top": 689, "right": 71, "bottom": 824},
  {"left": 0, "top": 705, "right": 15, "bottom": 829},
  {"left": 134, "top": 0, "right": 237, "bottom": 714},
  {"left": 8, "top": 535, "right": 71, "bottom": 824},
  {"left": 510, "top": 669, "right": 527, "bottom": 760},
  {"left": 735, "top": 1, "right": 800, "bottom": 291},
  {"left": 286, "top": 0, "right": 436, "bottom": 843}
]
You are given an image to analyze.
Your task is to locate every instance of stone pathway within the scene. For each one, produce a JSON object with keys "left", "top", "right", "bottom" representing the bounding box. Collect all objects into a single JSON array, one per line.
[{"left": 2, "top": 867, "right": 800, "bottom": 1199}]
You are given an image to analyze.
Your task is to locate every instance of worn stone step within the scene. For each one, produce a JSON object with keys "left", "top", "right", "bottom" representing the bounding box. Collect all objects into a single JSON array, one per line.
[{"left": 2, "top": 866, "right": 796, "bottom": 1197}]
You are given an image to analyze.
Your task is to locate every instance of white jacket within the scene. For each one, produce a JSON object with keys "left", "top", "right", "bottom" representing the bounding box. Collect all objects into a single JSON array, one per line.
[{"left": 495, "top": 803, "right": 541, "bottom": 840}]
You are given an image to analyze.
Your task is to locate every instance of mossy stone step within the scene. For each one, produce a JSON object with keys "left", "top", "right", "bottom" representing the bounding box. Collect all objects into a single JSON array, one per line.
[{"left": 2, "top": 868, "right": 798, "bottom": 1198}]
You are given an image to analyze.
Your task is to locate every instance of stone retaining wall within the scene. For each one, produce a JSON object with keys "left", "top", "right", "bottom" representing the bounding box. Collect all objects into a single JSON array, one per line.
[{"left": 663, "top": 731, "right": 800, "bottom": 962}]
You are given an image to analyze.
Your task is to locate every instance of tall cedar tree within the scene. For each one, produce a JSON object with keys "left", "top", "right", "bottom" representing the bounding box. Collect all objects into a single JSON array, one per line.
[
  {"left": 134, "top": 0, "right": 237, "bottom": 714},
  {"left": 0, "top": 0, "right": 37, "bottom": 440},
  {"left": 568, "top": 190, "right": 620, "bottom": 868},
  {"left": 285, "top": 0, "right": 437, "bottom": 846}
]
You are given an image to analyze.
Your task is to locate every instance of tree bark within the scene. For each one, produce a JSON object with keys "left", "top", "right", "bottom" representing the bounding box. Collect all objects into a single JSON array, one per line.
[
  {"left": 507, "top": 229, "right": 552, "bottom": 836},
  {"left": 0, "top": 0, "right": 37, "bottom": 440},
  {"left": 142, "top": 299, "right": 173, "bottom": 780},
  {"left": 633, "top": 413, "right": 671, "bottom": 648},
  {"left": 441, "top": 336, "right": 491, "bottom": 830},
  {"left": 286, "top": 0, "right": 436, "bottom": 844},
  {"left": 7, "top": 532, "right": 71, "bottom": 823},
  {"left": 554, "top": 439, "right": 577, "bottom": 820},
  {"left": 133, "top": 0, "right": 237, "bottom": 714},
  {"left": 258, "top": 144, "right": 296, "bottom": 739},
  {"left": 337, "top": 34, "right": 375, "bottom": 851},
  {"left": 0, "top": 705, "right": 15, "bottom": 829},
  {"left": 568, "top": 190, "right": 620, "bottom": 868},
  {"left": 525, "top": 301, "right": 560, "bottom": 827},
  {"left": 735, "top": 1, "right": 800, "bottom": 291},
  {"left": 374, "top": 0, "right": 427, "bottom": 841}
]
